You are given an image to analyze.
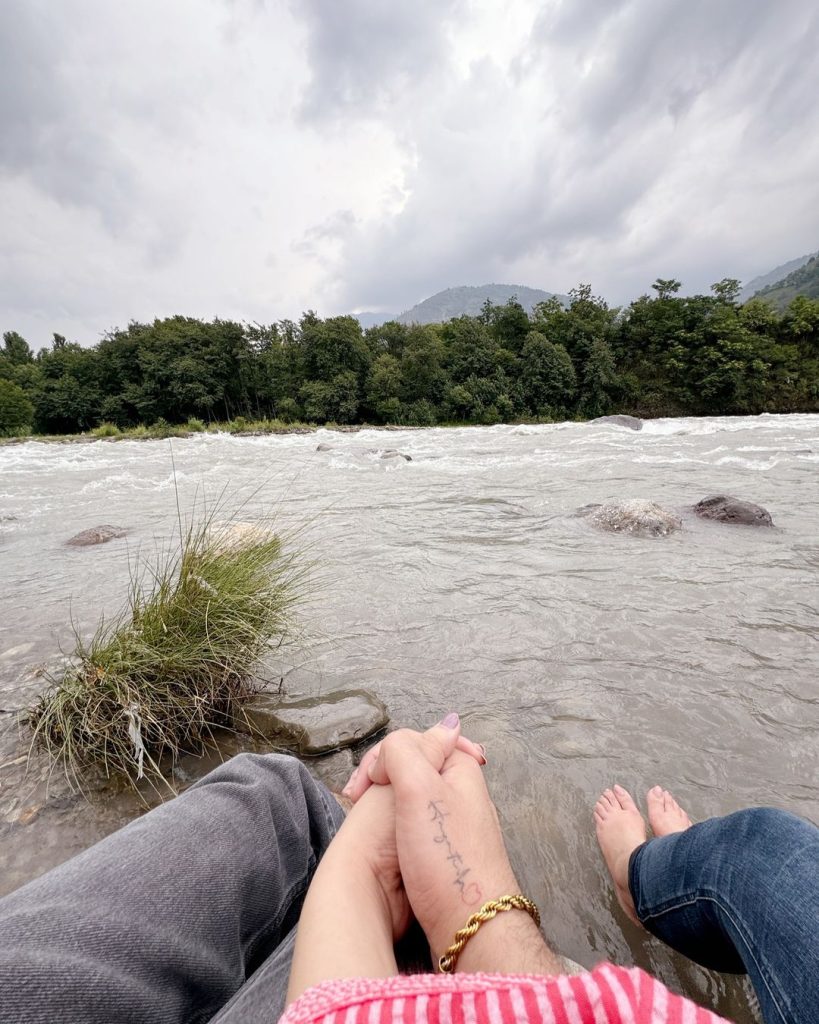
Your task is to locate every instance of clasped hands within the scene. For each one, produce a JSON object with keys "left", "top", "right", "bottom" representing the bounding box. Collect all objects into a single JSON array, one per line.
[{"left": 287, "top": 714, "right": 557, "bottom": 1003}]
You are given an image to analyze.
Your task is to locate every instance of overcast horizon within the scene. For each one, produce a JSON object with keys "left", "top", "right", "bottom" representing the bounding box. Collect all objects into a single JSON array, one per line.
[{"left": 2, "top": 0, "right": 819, "bottom": 348}]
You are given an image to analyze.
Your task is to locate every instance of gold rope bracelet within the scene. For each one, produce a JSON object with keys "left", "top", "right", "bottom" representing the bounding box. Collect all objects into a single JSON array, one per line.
[{"left": 438, "top": 894, "right": 541, "bottom": 973}]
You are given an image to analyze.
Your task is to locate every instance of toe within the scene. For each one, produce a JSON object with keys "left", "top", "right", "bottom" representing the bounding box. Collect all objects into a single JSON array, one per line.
[{"left": 613, "top": 784, "right": 637, "bottom": 811}]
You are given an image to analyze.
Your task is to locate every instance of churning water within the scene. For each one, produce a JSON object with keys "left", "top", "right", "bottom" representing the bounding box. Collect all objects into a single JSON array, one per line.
[{"left": 1, "top": 414, "right": 818, "bottom": 1020}]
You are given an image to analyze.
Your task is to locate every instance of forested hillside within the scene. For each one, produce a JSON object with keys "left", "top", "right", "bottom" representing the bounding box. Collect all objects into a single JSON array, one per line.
[
  {"left": 394, "top": 284, "right": 565, "bottom": 324},
  {"left": 1, "top": 278, "right": 818, "bottom": 436},
  {"left": 740, "top": 251, "right": 817, "bottom": 302},
  {"left": 753, "top": 255, "right": 819, "bottom": 310}
]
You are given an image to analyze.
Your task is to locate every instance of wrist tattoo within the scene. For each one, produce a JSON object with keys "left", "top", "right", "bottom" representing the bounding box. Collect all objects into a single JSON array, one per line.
[{"left": 428, "top": 800, "right": 483, "bottom": 905}]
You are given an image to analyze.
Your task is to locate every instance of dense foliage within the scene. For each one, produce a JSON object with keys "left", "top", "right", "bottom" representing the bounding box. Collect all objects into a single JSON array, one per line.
[{"left": 2, "top": 279, "right": 818, "bottom": 435}]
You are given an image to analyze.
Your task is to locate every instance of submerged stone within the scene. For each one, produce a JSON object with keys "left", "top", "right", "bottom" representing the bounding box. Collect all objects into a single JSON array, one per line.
[
  {"left": 379, "top": 450, "right": 412, "bottom": 461},
  {"left": 586, "top": 500, "right": 681, "bottom": 538},
  {"left": 237, "top": 689, "right": 389, "bottom": 755},
  {"left": 589, "top": 415, "right": 643, "bottom": 431},
  {"left": 65, "top": 525, "right": 127, "bottom": 547},
  {"left": 693, "top": 494, "right": 773, "bottom": 527},
  {"left": 316, "top": 443, "right": 334, "bottom": 451}
]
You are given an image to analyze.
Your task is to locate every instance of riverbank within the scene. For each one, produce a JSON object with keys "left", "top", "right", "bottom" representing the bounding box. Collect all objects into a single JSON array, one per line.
[{"left": 0, "top": 416, "right": 570, "bottom": 446}]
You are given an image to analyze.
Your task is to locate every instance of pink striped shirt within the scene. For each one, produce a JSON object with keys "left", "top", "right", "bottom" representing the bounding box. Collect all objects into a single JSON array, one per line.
[{"left": 280, "top": 964, "right": 731, "bottom": 1024}]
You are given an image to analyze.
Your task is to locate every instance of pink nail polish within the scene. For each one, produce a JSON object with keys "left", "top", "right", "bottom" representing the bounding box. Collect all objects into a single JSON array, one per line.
[{"left": 440, "top": 712, "right": 459, "bottom": 729}]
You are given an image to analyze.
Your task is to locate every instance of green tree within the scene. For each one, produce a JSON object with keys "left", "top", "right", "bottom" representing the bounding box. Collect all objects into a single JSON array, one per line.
[
  {"left": 651, "top": 278, "right": 682, "bottom": 299},
  {"left": 579, "top": 339, "right": 620, "bottom": 418},
  {"left": 0, "top": 378, "right": 35, "bottom": 435},
  {"left": 711, "top": 278, "right": 741, "bottom": 304},
  {"left": 519, "top": 332, "right": 576, "bottom": 415},
  {"left": 365, "top": 353, "right": 403, "bottom": 422},
  {"left": 2, "top": 331, "right": 33, "bottom": 365}
]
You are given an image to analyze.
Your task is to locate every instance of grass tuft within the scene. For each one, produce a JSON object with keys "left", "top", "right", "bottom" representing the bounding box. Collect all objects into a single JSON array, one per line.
[{"left": 28, "top": 517, "right": 308, "bottom": 788}]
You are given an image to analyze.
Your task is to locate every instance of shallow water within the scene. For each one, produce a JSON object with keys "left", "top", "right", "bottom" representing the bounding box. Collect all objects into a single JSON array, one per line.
[{"left": 2, "top": 415, "right": 818, "bottom": 1020}]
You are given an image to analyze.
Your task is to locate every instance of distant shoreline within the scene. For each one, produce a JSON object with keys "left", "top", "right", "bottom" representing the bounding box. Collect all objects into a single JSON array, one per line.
[{"left": 0, "top": 418, "right": 573, "bottom": 446}]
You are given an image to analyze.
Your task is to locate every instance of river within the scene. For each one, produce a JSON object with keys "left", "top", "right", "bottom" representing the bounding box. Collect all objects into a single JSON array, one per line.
[{"left": 1, "top": 414, "right": 818, "bottom": 1020}]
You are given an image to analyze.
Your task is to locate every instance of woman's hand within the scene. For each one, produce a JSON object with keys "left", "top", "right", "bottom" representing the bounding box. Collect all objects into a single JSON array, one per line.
[
  {"left": 286, "top": 718, "right": 469, "bottom": 1003},
  {"left": 366, "top": 721, "right": 561, "bottom": 975},
  {"left": 342, "top": 718, "right": 486, "bottom": 804}
]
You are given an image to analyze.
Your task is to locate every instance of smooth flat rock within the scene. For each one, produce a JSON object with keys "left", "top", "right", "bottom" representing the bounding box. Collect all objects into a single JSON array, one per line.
[
  {"left": 238, "top": 689, "right": 389, "bottom": 755},
  {"left": 586, "top": 500, "right": 681, "bottom": 538},
  {"left": 65, "top": 525, "right": 127, "bottom": 547},
  {"left": 693, "top": 494, "right": 773, "bottom": 527},
  {"left": 589, "top": 415, "right": 643, "bottom": 431}
]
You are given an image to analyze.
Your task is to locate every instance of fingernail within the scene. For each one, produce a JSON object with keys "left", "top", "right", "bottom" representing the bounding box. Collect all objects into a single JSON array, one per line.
[
  {"left": 478, "top": 743, "right": 488, "bottom": 765},
  {"left": 440, "top": 712, "right": 459, "bottom": 729}
]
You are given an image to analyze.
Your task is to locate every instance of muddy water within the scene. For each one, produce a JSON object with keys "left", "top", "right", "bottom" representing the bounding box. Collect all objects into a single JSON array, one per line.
[{"left": 1, "top": 415, "right": 818, "bottom": 1020}]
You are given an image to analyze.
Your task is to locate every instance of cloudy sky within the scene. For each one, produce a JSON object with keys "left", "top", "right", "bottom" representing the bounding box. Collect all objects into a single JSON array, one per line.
[{"left": 2, "top": 0, "right": 819, "bottom": 347}]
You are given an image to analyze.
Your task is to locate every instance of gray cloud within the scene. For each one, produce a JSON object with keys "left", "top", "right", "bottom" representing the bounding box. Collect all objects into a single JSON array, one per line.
[
  {"left": 0, "top": 2, "right": 135, "bottom": 225},
  {"left": 324, "top": 0, "right": 819, "bottom": 311},
  {"left": 297, "top": 0, "right": 462, "bottom": 121},
  {"left": 1, "top": 0, "right": 818, "bottom": 346}
]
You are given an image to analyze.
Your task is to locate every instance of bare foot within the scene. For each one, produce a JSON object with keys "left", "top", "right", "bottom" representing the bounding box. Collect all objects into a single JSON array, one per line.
[
  {"left": 594, "top": 785, "right": 645, "bottom": 926},
  {"left": 646, "top": 785, "right": 692, "bottom": 836}
]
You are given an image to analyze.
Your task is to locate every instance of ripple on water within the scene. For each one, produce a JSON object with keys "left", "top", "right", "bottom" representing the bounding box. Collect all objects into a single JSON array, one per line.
[{"left": 1, "top": 414, "right": 817, "bottom": 1023}]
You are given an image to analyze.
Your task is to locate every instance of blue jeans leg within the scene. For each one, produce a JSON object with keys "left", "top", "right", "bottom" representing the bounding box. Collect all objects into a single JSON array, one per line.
[
  {"left": 628, "top": 808, "right": 819, "bottom": 1024},
  {"left": 0, "top": 753, "right": 345, "bottom": 1024}
]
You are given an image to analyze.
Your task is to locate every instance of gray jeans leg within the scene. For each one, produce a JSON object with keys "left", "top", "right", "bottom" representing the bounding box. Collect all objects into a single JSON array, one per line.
[{"left": 0, "top": 753, "right": 344, "bottom": 1024}]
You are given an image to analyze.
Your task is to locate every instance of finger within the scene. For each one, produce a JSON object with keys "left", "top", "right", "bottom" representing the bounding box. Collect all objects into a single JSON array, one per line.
[
  {"left": 455, "top": 735, "right": 487, "bottom": 767},
  {"left": 341, "top": 721, "right": 486, "bottom": 803},
  {"left": 368, "top": 713, "right": 463, "bottom": 788},
  {"left": 341, "top": 740, "right": 382, "bottom": 802}
]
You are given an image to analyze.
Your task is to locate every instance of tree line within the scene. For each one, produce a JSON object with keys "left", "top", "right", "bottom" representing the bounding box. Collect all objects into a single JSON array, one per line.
[{"left": 1, "top": 278, "right": 818, "bottom": 436}]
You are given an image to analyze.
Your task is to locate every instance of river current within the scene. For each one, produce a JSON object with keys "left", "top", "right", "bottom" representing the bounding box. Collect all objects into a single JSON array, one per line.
[{"left": 1, "top": 415, "right": 818, "bottom": 1019}]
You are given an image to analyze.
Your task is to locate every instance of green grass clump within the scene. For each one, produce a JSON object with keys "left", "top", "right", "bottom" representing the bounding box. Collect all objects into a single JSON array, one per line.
[
  {"left": 28, "top": 519, "right": 307, "bottom": 787},
  {"left": 93, "top": 421, "right": 122, "bottom": 437}
]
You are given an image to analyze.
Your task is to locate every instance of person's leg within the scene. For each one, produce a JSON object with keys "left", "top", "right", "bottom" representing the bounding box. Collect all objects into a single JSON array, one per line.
[
  {"left": 0, "top": 753, "right": 345, "bottom": 1024},
  {"left": 596, "top": 786, "right": 819, "bottom": 1024}
]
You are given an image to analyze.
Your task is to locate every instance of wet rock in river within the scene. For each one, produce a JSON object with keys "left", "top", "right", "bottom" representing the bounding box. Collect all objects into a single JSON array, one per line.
[
  {"left": 236, "top": 689, "right": 389, "bottom": 755},
  {"left": 584, "top": 499, "right": 682, "bottom": 538},
  {"left": 379, "top": 450, "right": 412, "bottom": 462},
  {"left": 589, "top": 415, "right": 643, "bottom": 431},
  {"left": 65, "top": 525, "right": 127, "bottom": 547},
  {"left": 309, "top": 747, "right": 357, "bottom": 792},
  {"left": 316, "top": 443, "right": 334, "bottom": 451},
  {"left": 693, "top": 494, "right": 773, "bottom": 527}
]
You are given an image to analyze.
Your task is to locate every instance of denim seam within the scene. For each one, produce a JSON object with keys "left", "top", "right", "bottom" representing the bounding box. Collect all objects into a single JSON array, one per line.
[
  {"left": 243, "top": 864, "right": 315, "bottom": 969},
  {"left": 640, "top": 891, "right": 789, "bottom": 1024}
]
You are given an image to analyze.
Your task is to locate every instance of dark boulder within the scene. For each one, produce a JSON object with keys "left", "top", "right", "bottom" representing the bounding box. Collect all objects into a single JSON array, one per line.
[
  {"left": 693, "top": 495, "right": 773, "bottom": 527},
  {"left": 66, "top": 525, "right": 127, "bottom": 547}
]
